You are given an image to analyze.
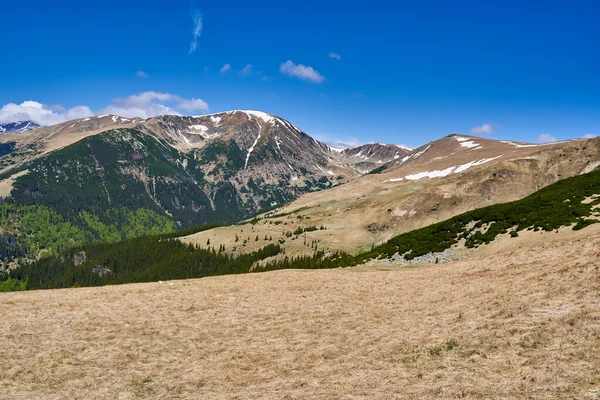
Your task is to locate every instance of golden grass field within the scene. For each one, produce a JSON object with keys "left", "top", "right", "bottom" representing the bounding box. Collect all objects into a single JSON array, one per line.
[{"left": 1, "top": 226, "right": 600, "bottom": 399}]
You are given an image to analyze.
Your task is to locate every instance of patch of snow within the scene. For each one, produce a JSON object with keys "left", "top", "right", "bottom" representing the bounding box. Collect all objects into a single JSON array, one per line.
[
  {"left": 111, "top": 116, "right": 118, "bottom": 122},
  {"left": 179, "top": 132, "right": 192, "bottom": 146},
  {"left": 96, "top": 115, "right": 109, "bottom": 118},
  {"left": 244, "top": 124, "right": 261, "bottom": 169},
  {"left": 394, "top": 144, "right": 413, "bottom": 151},
  {"left": 455, "top": 155, "right": 502, "bottom": 173},
  {"left": 405, "top": 166, "right": 456, "bottom": 181},
  {"left": 277, "top": 118, "right": 302, "bottom": 134},
  {"left": 83, "top": 118, "right": 91, "bottom": 122},
  {"left": 460, "top": 140, "right": 479, "bottom": 149},
  {"left": 404, "top": 144, "right": 431, "bottom": 162},
  {"left": 210, "top": 116, "right": 222, "bottom": 126},
  {"left": 189, "top": 124, "right": 208, "bottom": 132},
  {"left": 454, "top": 136, "right": 470, "bottom": 142},
  {"left": 499, "top": 140, "right": 557, "bottom": 148},
  {"left": 391, "top": 155, "right": 503, "bottom": 182},
  {"left": 329, "top": 146, "right": 345, "bottom": 153},
  {"left": 239, "top": 110, "right": 275, "bottom": 124}
]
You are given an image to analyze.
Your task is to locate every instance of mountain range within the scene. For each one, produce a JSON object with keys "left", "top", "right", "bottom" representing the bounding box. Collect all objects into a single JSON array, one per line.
[
  {"left": 0, "top": 110, "right": 598, "bottom": 270},
  {"left": 0, "top": 111, "right": 409, "bottom": 267},
  {"left": 0, "top": 121, "right": 42, "bottom": 134}
]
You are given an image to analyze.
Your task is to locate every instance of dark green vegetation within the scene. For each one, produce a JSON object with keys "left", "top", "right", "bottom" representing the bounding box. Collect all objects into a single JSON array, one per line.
[
  {"left": 367, "top": 168, "right": 600, "bottom": 260},
  {"left": 0, "top": 276, "right": 26, "bottom": 292},
  {"left": 0, "top": 128, "right": 341, "bottom": 267},
  {"left": 0, "top": 142, "right": 16, "bottom": 158},
  {"left": 0, "top": 201, "right": 175, "bottom": 268},
  {"left": 5, "top": 168, "right": 600, "bottom": 291},
  {"left": 11, "top": 240, "right": 282, "bottom": 290}
]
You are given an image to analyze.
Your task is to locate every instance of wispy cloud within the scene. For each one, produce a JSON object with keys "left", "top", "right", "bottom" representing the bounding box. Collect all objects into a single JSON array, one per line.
[
  {"left": 219, "top": 64, "right": 231, "bottom": 74},
  {"left": 470, "top": 123, "right": 494, "bottom": 135},
  {"left": 583, "top": 133, "right": 597, "bottom": 139},
  {"left": 188, "top": 9, "right": 203, "bottom": 55},
  {"left": 136, "top": 71, "right": 149, "bottom": 79},
  {"left": 238, "top": 64, "right": 253, "bottom": 76},
  {"left": 329, "top": 53, "right": 342, "bottom": 60},
  {"left": 280, "top": 60, "right": 325, "bottom": 84},
  {"left": 537, "top": 133, "right": 558, "bottom": 144},
  {"left": 0, "top": 101, "right": 93, "bottom": 126}
]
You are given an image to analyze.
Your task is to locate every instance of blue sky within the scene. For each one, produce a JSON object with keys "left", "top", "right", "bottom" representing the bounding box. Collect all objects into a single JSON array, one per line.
[{"left": 0, "top": 0, "right": 598, "bottom": 147}]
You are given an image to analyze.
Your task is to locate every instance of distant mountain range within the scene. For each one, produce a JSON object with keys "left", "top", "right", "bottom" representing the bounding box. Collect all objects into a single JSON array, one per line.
[{"left": 0, "top": 121, "right": 42, "bottom": 134}]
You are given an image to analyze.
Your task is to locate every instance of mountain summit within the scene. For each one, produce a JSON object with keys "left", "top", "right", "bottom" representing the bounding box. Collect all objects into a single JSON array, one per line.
[{"left": 0, "top": 121, "right": 42, "bottom": 134}]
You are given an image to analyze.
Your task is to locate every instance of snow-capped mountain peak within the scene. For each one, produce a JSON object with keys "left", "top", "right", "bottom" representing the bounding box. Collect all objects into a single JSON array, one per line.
[{"left": 0, "top": 121, "right": 43, "bottom": 134}]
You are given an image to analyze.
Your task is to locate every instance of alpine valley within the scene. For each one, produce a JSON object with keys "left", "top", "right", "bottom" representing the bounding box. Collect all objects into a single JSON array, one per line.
[
  {"left": 0, "top": 110, "right": 599, "bottom": 274},
  {"left": 0, "top": 111, "right": 410, "bottom": 268}
]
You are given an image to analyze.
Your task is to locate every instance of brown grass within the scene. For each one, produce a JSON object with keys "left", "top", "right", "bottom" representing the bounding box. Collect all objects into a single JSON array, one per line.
[{"left": 1, "top": 229, "right": 600, "bottom": 399}]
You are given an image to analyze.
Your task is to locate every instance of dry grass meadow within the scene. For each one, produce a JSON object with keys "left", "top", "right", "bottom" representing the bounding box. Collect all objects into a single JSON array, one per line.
[{"left": 1, "top": 227, "right": 600, "bottom": 399}]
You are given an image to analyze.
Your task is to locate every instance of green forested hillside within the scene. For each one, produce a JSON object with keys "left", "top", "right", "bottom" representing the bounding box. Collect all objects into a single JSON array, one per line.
[
  {"left": 0, "top": 127, "right": 342, "bottom": 267},
  {"left": 0, "top": 201, "right": 175, "bottom": 268},
  {"left": 5, "top": 168, "right": 599, "bottom": 290}
]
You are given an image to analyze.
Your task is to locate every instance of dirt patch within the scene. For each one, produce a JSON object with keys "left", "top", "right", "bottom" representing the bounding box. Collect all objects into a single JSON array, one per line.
[{"left": 0, "top": 169, "right": 28, "bottom": 197}]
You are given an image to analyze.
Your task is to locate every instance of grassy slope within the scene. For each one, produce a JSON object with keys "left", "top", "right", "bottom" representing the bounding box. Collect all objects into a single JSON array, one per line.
[
  {"left": 1, "top": 227, "right": 599, "bottom": 399},
  {"left": 6, "top": 168, "right": 600, "bottom": 289}
]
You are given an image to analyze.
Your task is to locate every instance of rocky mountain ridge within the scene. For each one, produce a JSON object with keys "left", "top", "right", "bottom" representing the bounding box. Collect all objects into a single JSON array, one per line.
[
  {"left": 0, "top": 121, "right": 42, "bottom": 134},
  {"left": 0, "top": 111, "right": 409, "bottom": 268}
]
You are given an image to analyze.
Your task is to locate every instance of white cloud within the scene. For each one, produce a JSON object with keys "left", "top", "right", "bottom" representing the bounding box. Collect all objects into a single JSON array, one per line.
[
  {"left": 219, "top": 64, "right": 231, "bottom": 74},
  {"left": 470, "top": 123, "right": 494, "bottom": 135},
  {"left": 177, "top": 98, "right": 209, "bottom": 112},
  {"left": 64, "top": 106, "right": 95, "bottom": 120},
  {"left": 99, "top": 91, "right": 209, "bottom": 118},
  {"left": 280, "top": 60, "right": 325, "bottom": 84},
  {"left": 136, "top": 71, "right": 149, "bottom": 78},
  {"left": 0, "top": 101, "right": 93, "bottom": 126},
  {"left": 238, "top": 64, "right": 253, "bottom": 76},
  {"left": 537, "top": 133, "right": 559, "bottom": 144},
  {"left": 583, "top": 133, "right": 597, "bottom": 139},
  {"left": 0, "top": 92, "right": 210, "bottom": 126},
  {"left": 329, "top": 53, "right": 342, "bottom": 60},
  {"left": 188, "top": 10, "right": 203, "bottom": 54}
]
